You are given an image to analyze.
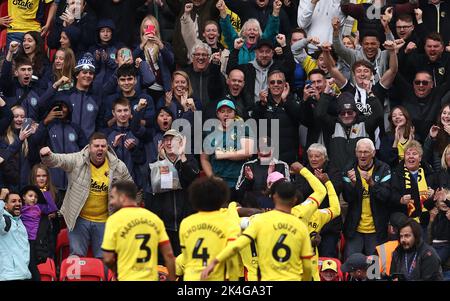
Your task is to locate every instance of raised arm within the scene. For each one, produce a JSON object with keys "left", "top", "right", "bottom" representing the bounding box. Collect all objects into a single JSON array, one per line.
[
  {"left": 321, "top": 42, "right": 347, "bottom": 88},
  {"left": 331, "top": 17, "right": 357, "bottom": 68},
  {"left": 379, "top": 40, "right": 399, "bottom": 89},
  {"left": 297, "top": 0, "right": 319, "bottom": 29}
]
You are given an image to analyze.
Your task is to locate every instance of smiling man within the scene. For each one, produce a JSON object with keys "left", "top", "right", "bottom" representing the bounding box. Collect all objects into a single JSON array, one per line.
[
  {"left": 40, "top": 132, "right": 132, "bottom": 259},
  {"left": 0, "top": 189, "right": 32, "bottom": 281},
  {"left": 342, "top": 138, "right": 391, "bottom": 259}
]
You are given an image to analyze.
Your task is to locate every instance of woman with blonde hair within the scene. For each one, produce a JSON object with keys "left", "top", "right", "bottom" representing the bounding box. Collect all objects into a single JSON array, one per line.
[
  {"left": 0, "top": 105, "right": 40, "bottom": 190},
  {"left": 134, "top": 15, "right": 174, "bottom": 102},
  {"left": 156, "top": 70, "right": 201, "bottom": 125},
  {"left": 424, "top": 104, "right": 450, "bottom": 171}
]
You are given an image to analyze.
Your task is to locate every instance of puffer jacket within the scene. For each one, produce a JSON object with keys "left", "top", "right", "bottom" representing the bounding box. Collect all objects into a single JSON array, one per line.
[{"left": 41, "top": 145, "right": 132, "bottom": 230}]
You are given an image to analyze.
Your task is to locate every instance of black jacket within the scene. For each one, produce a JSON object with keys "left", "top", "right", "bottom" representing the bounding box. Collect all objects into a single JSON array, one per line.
[
  {"left": 390, "top": 161, "right": 435, "bottom": 225},
  {"left": 295, "top": 162, "right": 343, "bottom": 235},
  {"left": 342, "top": 159, "right": 392, "bottom": 244},
  {"left": 252, "top": 93, "right": 302, "bottom": 164},
  {"left": 205, "top": 63, "right": 254, "bottom": 121},
  {"left": 390, "top": 241, "right": 443, "bottom": 281},
  {"left": 315, "top": 93, "right": 383, "bottom": 171},
  {"left": 419, "top": 0, "right": 450, "bottom": 45}
]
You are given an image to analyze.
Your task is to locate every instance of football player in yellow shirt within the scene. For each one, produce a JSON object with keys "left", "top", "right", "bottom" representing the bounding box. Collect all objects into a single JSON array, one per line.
[
  {"left": 102, "top": 181, "right": 176, "bottom": 281},
  {"left": 201, "top": 181, "right": 314, "bottom": 281},
  {"left": 179, "top": 177, "right": 241, "bottom": 281}
]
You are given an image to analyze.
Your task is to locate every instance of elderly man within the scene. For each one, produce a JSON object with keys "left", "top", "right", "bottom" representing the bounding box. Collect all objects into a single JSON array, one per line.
[
  {"left": 295, "top": 143, "right": 343, "bottom": 258},
  {"left": 182, "top": 42, "right": 213, "bottom": 108},
  {"left": 40, "top": 132, "right": 132, "bottom": 258},
  {"left": 0, "top": 189, "right": 31, "bottom": 281},
  {"left": 342, "top": 138, "right": 391, "bottom": 258}
]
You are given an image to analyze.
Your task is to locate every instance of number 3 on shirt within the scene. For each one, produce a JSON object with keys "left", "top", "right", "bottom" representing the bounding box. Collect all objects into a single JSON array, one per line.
[
  {"left": 136, "top": 234, "right": 151, "bottom": 263},
  {"left": 272, "top": 234, "right": 291, "bottom": 262},
  {"left": 192, "top": 238, "right": 210, "bottom": 266}
]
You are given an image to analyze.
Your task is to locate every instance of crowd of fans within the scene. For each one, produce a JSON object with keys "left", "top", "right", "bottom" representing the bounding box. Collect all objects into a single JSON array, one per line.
[{"left": 0, "top": 0, "right": 450, "bottom": 281}]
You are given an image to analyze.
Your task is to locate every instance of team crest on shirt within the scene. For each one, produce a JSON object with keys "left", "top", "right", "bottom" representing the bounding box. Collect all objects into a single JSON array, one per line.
[
  {"left": 110, "top": 53, "right": 116, "bottom": 60},
  {"left": 133, "top": 104, "right": 138, "bottom": 111},
  {"left": 68, "top": 133, "right": 76, "bottom": 142},
  {"left": 87, "top": 103, "right": 94, "bottom": 112},
  {"left": 30, "top": 97, "right": 37, "bottom": 106},
  {"left": 438, "top": 67, "right": 445, "bottom": 76},
  {"left": 374, "top": 175, "right": 380, "bottom": 182},
  {"left": 441, "top": 11, "right": 446, "bottom": 18}
]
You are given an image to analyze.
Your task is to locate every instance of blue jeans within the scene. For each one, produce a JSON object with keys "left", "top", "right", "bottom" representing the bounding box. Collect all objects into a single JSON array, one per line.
[
  {"left": 344, "top": 232, "right": 378, "bottom": 260},
  {"left": 433, "top": 243, "right": 450, "bottom": 265},
  {"left": 5, "top": 32, "right": 25, "bottom": 53},
  {"left": 68, "top": 217, "right": 105, "bottom": 258}
]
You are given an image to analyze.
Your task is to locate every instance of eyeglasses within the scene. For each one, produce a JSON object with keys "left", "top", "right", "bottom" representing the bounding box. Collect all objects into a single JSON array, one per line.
[
  {"left": 395, "top": 25, "right": 413, "bottom": 30},
  {"left": 193, "top": 53, "right": 208, "bottom": 58},
  {"left": 269, "top": 80, "right": 284, "bottom": 85},
  {"left": 339, "top": 110, "right": 355, "bottom": 117},
  {"left": 413, "top": 80, "right": 431, "bottom": 86}
]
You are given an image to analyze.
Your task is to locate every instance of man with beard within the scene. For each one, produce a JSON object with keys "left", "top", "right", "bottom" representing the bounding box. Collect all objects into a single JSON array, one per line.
[
  {"left": 390, "top": 218, "right": 443, "bottom": 280},
  {"left": 39, "top": 132, "right": 132, "bottom": 258},
  {"left": 0, "top": 189, "right": 32, "bottom": 281}
]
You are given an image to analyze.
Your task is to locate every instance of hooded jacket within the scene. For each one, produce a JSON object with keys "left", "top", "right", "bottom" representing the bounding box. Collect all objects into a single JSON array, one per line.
[
  {"left": 315, "top": 93, "right": 383, "bottom": 171},
  {"left": 420, "top": 0, "right": 450, "bottom": 45},
  {"left": 0, "top": 201, "right": 31, "bottom": 281},
  {"left": 40, "top": 145, "right": 132, "bottom": 230},
  {"left": 0, "top": 60, "right": 46, "bottom": 122},
  {"left": 107, "top": 124, "right": 145, "bottom": 189},
  {"left": 34, "top": 98, "right": 88, "bottom": 190},
  {"left": 88, "top": 19, "right": 120, "bottom": 85}
]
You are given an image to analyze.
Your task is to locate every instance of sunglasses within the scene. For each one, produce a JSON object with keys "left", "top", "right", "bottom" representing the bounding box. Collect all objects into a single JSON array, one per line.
[
  {"left": 414, "top": 80, "right": 430, "bottom": 86},
  {"left": 339, "top": 110, "right": 355, "bottom": 117},
  {"left": 269, "top": 80, "right": 284, "bottom": 85}
]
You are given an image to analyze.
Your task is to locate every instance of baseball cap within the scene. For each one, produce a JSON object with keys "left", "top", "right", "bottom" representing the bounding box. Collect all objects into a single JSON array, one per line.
[
  {"left": 267, "top": 171, "right": 285, "bottom": 186},
  {"left": 337, "top": 92, "right": 357, "bottom": 113},
  {"left": 321, "top": 259, "right": 338, "bottom": 273},
  {"left": 216, "top": 99, "right": 236, "bottom": 111},
  {"left": 255, "top": 39, "right": 274, "bottom": 50},
  {"left": 163, "top": 129, "right": 182, "bottom": 139},
  {"left": 341, "top": 253, "right": 368, "bottom": 273}
]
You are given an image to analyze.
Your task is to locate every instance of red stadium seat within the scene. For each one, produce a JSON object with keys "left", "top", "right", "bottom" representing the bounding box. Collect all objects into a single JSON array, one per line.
[
  {"left": 56, "top": 228, "right": 70, "bottom": 268},
  {"left": 59, "top": 257, "right": 107, "bottom": 281},
  {"left": 318, "top": 257, "right": 345, "bottom": 281},
  {"left": 0, "top": 1, "right": 8, "bottom": 52},
  {"left": 37, "top": 258, "right": 57, "bottom": 281}
]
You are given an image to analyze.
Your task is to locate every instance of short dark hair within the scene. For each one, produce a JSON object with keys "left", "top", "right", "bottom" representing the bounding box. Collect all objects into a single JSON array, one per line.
[
  {"left": 189, "top": 177, "right": 229, "bottom": 211},
  {"left": 399, "top": 219, "right": 423, "bottom": 247},
  {"left": 291, "top": 27, "right": 307, "bottom": 38},
  {"left": 117, "top": 63, "right": 138, "bottom": 78},
  {"left": 112, "top": 98, "right": 130, "bottom": 110},
  {"left": 14, "top": 55, "right": 33, "bottom": 69},
  {"left": 415, "top": 69, "right": 433, "bottom": 79},
  {"left": 111, "top": 180, "right": 138, "bottom": 201},
  {"left": 273, "top": 181, "right": 297, "bottom": 202},
  {"left": 352, "top": 60, "right": 374, "bottom": 74},
  {"left": 308, "top": 68, "right": 326, "bottom": 79},
  {"left": 425, "top": 32, "right": 444, "bottom": 45},
  {"left": 5, "top": 192, "right": 21, "bottom": 203},
  {"left": 361, "top": 30, "right": 381, "bottom": 42},
  {"left": 397, "top": 14, "right": 413, "bottom": 23},
  {"left": 89, "top": 132, "right": 107, "bottom": 144}
]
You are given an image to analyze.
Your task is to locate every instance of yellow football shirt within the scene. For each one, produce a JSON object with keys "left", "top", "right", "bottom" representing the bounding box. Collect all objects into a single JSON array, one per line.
[
  {"left": 239, "top": 215, "right": 260, "bottom": 281},
  {"left": 8, "top": 0, "right": 52, "bottom": 33},
  {"left": 179, "top": 210, "right": 240, "bottom": 281},
  {"left": 80, "top": 160, "right": 110, "bottom": 222},
  {"left": 357, "top": 166, "right": 376, "bottom": 233},
  {"left": 237, "top": 210, "right": 313, "bottom": 281},
  {"left": 101, "top": 207, "right": 170, "bottom": 281}
]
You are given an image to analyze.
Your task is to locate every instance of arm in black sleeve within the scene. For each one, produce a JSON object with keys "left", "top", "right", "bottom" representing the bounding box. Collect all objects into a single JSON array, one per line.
[
  {"left": 226, "top": 48, "right": 240, "bottom": 75},
  {"left": 207, "top": 63, "right": 226, "bottom": 102}
]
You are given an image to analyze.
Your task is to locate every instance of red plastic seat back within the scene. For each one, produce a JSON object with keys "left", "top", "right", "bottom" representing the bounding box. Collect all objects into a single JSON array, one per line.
[
  {"left": 59, "top": 257, "right": 107, "bottom": 281},
  {"left": 37, "top": 258, "right": 57, "bottom": 281}
]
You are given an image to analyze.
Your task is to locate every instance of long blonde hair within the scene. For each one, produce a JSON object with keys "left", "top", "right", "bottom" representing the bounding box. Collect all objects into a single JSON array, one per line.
[
  {"left": 172, "top": 70, "right": 193, "bottom": 98},
  {"left": 140, "top": 15, "right": 161, "bottom": 65},
  {"left": 5, "top": 106, "right": 28, "bottom": 156}
]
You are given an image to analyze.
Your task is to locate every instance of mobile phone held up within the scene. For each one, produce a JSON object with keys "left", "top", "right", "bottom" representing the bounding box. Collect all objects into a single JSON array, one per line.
[
  {"left": 21, "top": 118, "right": 33, "bottom": 131},
  {"left": 305, "top": 80, "right": 312, "bottom": 89},
  {"left": 145, "top": 24, "right": 156, "bottom": 36},
  {"left": 121, "top": 49, "right": 132, "bottom": 62}
]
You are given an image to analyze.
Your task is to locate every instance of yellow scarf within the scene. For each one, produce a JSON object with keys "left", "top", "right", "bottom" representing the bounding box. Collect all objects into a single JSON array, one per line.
[{"left": 404, "top": 166, "right": 428, "bottom": 220}]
